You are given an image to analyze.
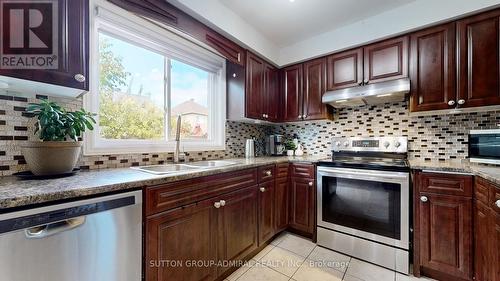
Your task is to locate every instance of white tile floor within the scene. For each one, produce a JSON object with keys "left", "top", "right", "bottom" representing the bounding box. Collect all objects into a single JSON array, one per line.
[{"left": 225, "top": 232, "right": 436, "bottom": 281}]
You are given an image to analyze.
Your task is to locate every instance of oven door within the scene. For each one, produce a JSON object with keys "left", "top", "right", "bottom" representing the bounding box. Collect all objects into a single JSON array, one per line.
[{"left": 317, "top": 167, "right": 409, "bottom": 249}]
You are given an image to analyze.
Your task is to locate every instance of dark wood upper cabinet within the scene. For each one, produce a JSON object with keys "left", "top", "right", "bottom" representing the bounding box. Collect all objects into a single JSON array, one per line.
[
  {"left": 303, "top": 58, "right": 329, "bottom": 120},
  {"left": 457, "top": 9, "right": 500, "bottom": 108},
  {"left": 245, "top": 52, "right": 265, "bottom": 120},
  {"left": 258, "top": 180, "right": 275, "bottom": 245},
  {"left": 264, "top": 64, "right": 280, "bottom": 122},
  {"left": 409, "top": 23, "right": 456, "bottom": 112},
  {"left": 283, "top": 64, "right": 304, "bottom": 122},
  {"left": 217, "top": 186, "right": 258, "bottom": 275},
  {"left": 145, "top": 198, "right": 218, "bottom": 281},
  {"left": 0, "top": 0, "right": 89, "bottom": 91},
  {"left": 326, "top": 48, "right": 363, "bottom": 90},
  {"left": 363, "top": 36, "right": 409, "bottom": 84}
]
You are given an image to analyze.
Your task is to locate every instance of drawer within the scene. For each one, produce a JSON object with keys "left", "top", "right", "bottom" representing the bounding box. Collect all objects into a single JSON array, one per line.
[
  {"left": 276, "top": 163, "right": 289, "bottom": 178},
  {"left": 475, "top": 177, "right": 490, "bottom": 204},
  {"left": 418, "top": 172, "right": 473, "bottom": 197},
  {"left": 490, "top": 182, "right": 500, "bottom": 214},
  {"left": 290, "top": 163, "right": 315, "bottom": 178},
  {"left": 145, "top": 168, "right": 258, "bottom": 216},
  {"left": 258, "top": 165, "right": 276, "bottom": 182}
]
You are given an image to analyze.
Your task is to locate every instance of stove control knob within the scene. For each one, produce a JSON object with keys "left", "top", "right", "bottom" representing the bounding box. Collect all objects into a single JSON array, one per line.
[
  {"left": 343, "top": 142, "right": 349, "bottom": 147},
  {"left": 394, "top": 141, "right": 401, "bottom": 148},
  {"left": 383, "top": 141, "right": 390, "bottom": 148}
]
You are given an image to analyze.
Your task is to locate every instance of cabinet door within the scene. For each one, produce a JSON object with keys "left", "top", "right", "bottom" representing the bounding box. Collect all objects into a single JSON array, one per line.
[
  {"left": 474, "top": 200, "right": 491, "bottom": 281},
  {"left": 275, "top": 177, "right": 289, "bottom": 232},
  {"left": 264, "top": 64, "right": 280, "bottom": 122},
  {"left": 146, "top": 198, "right": 218, "bottom": 281},
  {"left": 258, "top": 180, "right": 275, "bottom": 244},
  {"left": 218, "top": 186, "right": 258, "bottom": 274},
  {"left": 326, "top": 48, "right": 363, "bottom": 90},
  {"left": 0, "top": 0, "right": 89, "bottom": 90},
  {"left": 283, "top": 64, "right": 303, "bottom": 122},
  {"left": 289, "top": 177, "right": 315, "bottom": 236},
  {"left": 418, "top": 193, "right": 473, "bottom": 281},
  {"left": 364, "top": 36, "right": 409, "bottom": 84},
  {"left": 457, "top": 10, "right": 500, "bottom": 108},
  {"left": 303, "top": 58, "right": 329, "bottom": 120},
  {"left": 409, "top": 23, "right": 456, "bottom": 112},
  {"left": 246, "top": 52, "right": 265, "bottom": 119},
  {"left": 491, "top": 210, "right": 500, "bottom": 281}
]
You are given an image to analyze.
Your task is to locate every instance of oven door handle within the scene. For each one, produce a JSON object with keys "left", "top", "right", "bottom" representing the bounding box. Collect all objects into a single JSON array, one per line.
[{"left": 317, "top": 167, "right": 409, "bottom": 181}]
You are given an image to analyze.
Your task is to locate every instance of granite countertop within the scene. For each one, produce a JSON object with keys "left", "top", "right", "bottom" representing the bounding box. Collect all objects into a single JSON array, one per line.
[
  {"left": 0, "top": 155, "right": 327, "bottom": 210},
  {"left": 409, "top": 159, "right": 500, "bottom": 186}
]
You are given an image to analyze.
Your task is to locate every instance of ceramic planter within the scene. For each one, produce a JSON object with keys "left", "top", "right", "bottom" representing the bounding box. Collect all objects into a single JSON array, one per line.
[{"left": 21, "top": 141, "right": 82, "bottom": 175}]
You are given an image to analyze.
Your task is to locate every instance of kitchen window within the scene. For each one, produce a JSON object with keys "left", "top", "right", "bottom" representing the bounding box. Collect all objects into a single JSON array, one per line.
[{"left": 84, "top": 0, "right": 226, "bottom": 155}]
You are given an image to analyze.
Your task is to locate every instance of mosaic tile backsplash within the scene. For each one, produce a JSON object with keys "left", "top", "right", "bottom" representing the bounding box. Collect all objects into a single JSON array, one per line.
[
  {"left": 1, "top": 92, "right": 499, "bottom": 176},
  {"left": 0, "top": 93, "right": 272, "bottom": 176},
  {"left": 275, "top": 102, "right": 500, "bottom": 161}
]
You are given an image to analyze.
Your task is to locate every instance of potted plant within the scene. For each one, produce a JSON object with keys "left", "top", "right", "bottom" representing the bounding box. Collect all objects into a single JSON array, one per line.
[
  {"left": 21, "top": 99, "right": 96, "bottom": 175},
  {"left": 285, "top": 140, "right": 297, "bottom": 156}
]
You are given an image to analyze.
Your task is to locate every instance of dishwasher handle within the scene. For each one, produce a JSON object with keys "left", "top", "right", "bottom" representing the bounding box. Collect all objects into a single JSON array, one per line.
[{"left": 25, "top": 216, "right": 86, "bottom": 239}]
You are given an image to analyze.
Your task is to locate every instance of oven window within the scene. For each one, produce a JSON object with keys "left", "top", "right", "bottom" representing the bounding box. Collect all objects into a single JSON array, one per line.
[
  {"left": 322, "top": 177, "right": 401, "bottom": 239},
  {"left": 469, "top": 134, "right": 500, "bottom": 159}
]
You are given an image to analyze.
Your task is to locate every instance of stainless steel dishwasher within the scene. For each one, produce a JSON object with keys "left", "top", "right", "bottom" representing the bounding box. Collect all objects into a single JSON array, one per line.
[{"left": 0, "top": 190, "right": 142, "bottom": 281}]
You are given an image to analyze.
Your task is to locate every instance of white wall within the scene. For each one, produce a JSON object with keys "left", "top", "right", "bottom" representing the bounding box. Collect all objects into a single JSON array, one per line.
[
  {"left": 169, "top": 0, "right": 280, "bottom": 64},
  {"left": 278, "top": 0, "right": 500, "bottom": 66}
]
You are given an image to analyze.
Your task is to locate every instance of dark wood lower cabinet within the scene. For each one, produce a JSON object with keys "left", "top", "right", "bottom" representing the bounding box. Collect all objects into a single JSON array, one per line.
[
  {"left": 217, "top": 186, "right": 259, "bottom": 275},
  {"left": 258, "top": 180, "right": 275, "bottom": 245},
  {"left": 275, "top": 177, "right": 289, "bottom": 232},
  {"left": 474, "top": 200, "right": 491, "bottom": 281},
  {"left": 289, "top": 176, "right": 315, "bottom": 236},
  {"left": 418, "top": 193, "right": 473, "bottom": 281},
  {"left": 146, "top": 198, "right": 218, "bottom": 281},
  {"left": 491, "top": 210, "right": 500, "bottom": 281}
]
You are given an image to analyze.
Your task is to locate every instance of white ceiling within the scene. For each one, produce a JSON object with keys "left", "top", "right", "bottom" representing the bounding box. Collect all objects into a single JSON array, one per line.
[{"left": 218, "top": 0, "right": 416, "bottom": 47}]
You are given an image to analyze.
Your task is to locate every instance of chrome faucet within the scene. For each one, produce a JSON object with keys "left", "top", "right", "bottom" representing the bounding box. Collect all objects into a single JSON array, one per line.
[{"left": 173, "top": 115, "right": 182, "bottom": 163}]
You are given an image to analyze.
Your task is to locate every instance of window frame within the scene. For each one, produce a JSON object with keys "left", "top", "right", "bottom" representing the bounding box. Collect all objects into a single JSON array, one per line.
[{"left": 84, "top": 0, "right": 226, "bottom": 155}]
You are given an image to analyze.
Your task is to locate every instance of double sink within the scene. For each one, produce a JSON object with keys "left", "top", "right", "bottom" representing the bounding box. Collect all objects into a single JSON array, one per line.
[{"left": 132, "top": 160, "right": 238, "bottom": 175}]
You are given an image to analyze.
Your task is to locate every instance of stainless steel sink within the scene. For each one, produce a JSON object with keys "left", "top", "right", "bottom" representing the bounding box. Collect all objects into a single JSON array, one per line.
[
  {"left": 132, "top": 164, "right": 201, "bottom": 175},
  {"left": 132, "top": 160, "right": 237, "bottom": 175},
  {"left": 182, "top": 160, "right": 238, "bottom": 168}
]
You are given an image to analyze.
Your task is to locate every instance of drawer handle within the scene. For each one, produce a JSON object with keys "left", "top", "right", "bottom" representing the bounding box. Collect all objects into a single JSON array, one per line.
[
  {"left": 260, "top": 187, "right": 266, "bottom": 193},
  {"left": 495, "top": 200, "right": 500, "bottom": 208},
  {"left": 214, "top": 202, "right": 221, "bottom": 209},
  {"left": 74, "top": 74, "right": 86, "bottom": 83},
  {"left": 265, "top": 171, "right": 272, "bottom": 176},
  {"left": 308, "top": 181, "right": 314, "bottom": 187},
  {"left": 420, "top": 196, "right": 428, "bottom": 203},
  {"left": 219, "top": 200, "right": 226, "bottom": 207}
]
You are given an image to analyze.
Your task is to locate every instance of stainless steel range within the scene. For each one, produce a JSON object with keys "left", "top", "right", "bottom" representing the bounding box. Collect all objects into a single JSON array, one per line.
[{"left": 316, "top": 137, "right": 410, "bottom": 274}]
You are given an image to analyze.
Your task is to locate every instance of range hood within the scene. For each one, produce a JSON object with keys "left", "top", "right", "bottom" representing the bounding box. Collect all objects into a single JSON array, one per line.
[{"left": 322, "top": 78, "right": 410, "bottom": 108}]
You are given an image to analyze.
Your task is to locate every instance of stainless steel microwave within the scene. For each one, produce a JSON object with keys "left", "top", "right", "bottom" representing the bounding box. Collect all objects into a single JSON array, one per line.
[{"left": 469, "top": 129, "right": 500, "bottom": 165}]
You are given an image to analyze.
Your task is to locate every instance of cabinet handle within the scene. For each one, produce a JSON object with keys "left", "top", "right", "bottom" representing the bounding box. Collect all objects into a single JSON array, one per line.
[
  {"left": 262, "top": 114, "right": 266, "bottom": 118},
  {"left": 74, "top": 74, "right": 86, "bottom": 83},
  {"left": 458, "top": 99, "right": 465, "bottom": 105},
  {"left": 265, "top": 170, "right": 272, "bottom": 176},
  {"left": 448, "top": 100, "right": 456, "bottom": 106},
  {"left": 237, "top": 53, "right": 241, "bottom": 62},
  {"left": 495, "top": 200, "right": 500, "bottom": 208},
  {"left": 214, "top": 202, "right": 221, "bottom": 208},
  {"left": 358, "top": 82, "right": 363, "bottom": 86},
  {"left": 298, "top": 115, "right": 302, "bottom": 119},
  {"left": 364, "top": 80, "right": 369, "bottom": 85},
  {"left": 219, "top": 200, "right": 226, "bottom": 207},
  {"left": 260, "top": 187, "right": 266, "bottom": 193},
  {"left": 303, "top": 115, "right": 308, "bottom": 119},
  {"left": 420, "top": 196, "right": 428, "bottom": 202},
  {"left": 308, "top": 181, "right": 314, "bottom": 187}
]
